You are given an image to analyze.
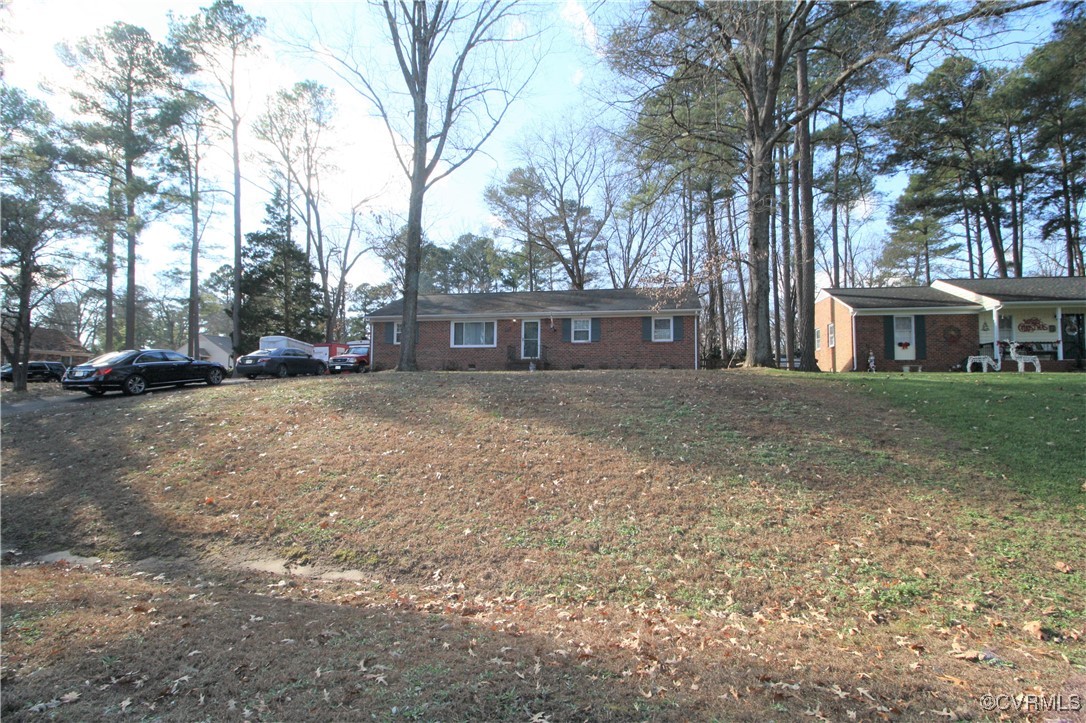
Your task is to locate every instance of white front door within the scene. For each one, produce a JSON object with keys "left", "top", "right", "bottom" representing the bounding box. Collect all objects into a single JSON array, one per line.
[
  {"left": 522, "top": 320, "right": 540, "bottom": 359},
  {"left": 894, "top": 316, "right": 915, "bottom": 360}
]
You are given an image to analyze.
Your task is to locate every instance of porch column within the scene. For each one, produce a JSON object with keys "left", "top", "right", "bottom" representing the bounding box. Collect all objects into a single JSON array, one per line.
[
  {"left": 1056, "top": 307, "right": 1064, "bottom": 360},
  {"left": 991, "top": 308, "right": 1001, "bottom": 360}
]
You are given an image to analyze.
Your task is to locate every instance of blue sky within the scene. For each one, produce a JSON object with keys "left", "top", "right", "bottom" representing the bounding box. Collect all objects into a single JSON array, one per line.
[
  {"left": 3, "top": 0, "right": 609, "bottom": 287},
  {"left": 2, "top": 1, "right": 1063, "bottom": 289}
]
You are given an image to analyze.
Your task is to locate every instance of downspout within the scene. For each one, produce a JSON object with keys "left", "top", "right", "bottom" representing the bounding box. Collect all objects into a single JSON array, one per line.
[
  {"left": 851, "top": 310, "right": 858, "bottom": 371},
  {"left": 991, "top": 304, "right": 1003, "bottom": 361}
]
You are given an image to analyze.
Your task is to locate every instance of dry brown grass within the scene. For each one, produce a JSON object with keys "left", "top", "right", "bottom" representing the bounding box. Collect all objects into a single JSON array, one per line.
[{"left": 2, "top": 370, "right": 1083, "bottom": 721}]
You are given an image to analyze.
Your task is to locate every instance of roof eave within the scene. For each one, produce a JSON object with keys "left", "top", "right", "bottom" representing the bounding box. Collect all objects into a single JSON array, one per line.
[
  {"left": 369, "top": 307, "right": 702, "bottom": 322},
  {"left": 852, "top": 305, "right": 983, "bottom": 315}
]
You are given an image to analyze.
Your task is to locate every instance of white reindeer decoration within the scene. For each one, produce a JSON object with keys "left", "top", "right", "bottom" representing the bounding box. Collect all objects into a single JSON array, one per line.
[
  {"left": 1008, "top": 342, "right": 1042, "bottom": 373},
  {"left": 966, "top": 342, "right": 1041, "bottom": 373},
  {"left": 966, "top": 353, "right": 998, "bottom": 372}
]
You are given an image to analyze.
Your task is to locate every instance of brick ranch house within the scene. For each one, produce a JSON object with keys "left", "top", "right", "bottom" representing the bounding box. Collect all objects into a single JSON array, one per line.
[
  {"left": 368, "top": 288, "right": 701, "bottom": 371},
  {"left": 815, "top": 276, "right": 1086, "bottom": 373}
]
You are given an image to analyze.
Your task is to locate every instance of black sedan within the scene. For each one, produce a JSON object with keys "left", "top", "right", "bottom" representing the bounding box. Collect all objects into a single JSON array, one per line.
[
  {"left": 235, "top": 347, "right": 327, "bottom": 379},
  {"left": 62, "top": 349, "right": 226, "bottom": 396}
]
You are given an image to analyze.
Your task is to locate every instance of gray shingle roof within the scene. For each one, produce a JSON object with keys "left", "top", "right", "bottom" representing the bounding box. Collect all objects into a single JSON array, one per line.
[
  {"left": 940, "top": 277, "right": 1086, "bottom": 303},
  {"left": 369, "top": 288, "right": 701, "bottom": 319},
  {"left": 823, "top": 286, "right": 978, "bottom": 310}
]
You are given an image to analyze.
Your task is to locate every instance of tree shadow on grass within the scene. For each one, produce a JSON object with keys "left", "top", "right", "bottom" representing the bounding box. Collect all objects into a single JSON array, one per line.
[
  {"left": 1, "top": 391, "right": 204, "bottom": 560},
  {"left": 1, "top": 562, "right": 1031, "bottom": 722}
]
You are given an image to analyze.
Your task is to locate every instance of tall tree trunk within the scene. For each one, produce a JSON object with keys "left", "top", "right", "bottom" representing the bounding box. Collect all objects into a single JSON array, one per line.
[
  {"left": 398, "top": 41, "right": 430, "bottom": 373},
  {"left": 727, "top": 195, "right": 746, "bottom": 344},
  {"left": 124, "top": 155, "right": 137, "bottom": 350},
  {"left": 705, "top": 189, "right": 726, "bottom": 353},
  {"left": 188, "top": 169, "right": 201, "bottom": 359},
  {"left": 104, "top": 177, "right": 117, "bottom": 352},
  {"left": 744, "top": 135, "right": 774, "bottom": 367},
  {"left": 975, "top": 207, "right": 985, "bottom": 278},
  {"left": 231, "top": 103, "right": 243, "bottom": 359},
  {"left": 830, "top": 93, "right": 844, "bottom": 288},
  {"left": 795, "top": 48, "right": 817, "bottom": 372},
  {"left": 780, "top": 142, "right": 794, "bottom": 368},
  {"left": 771, "top": 141, "right": 782, "bottom": 365}
]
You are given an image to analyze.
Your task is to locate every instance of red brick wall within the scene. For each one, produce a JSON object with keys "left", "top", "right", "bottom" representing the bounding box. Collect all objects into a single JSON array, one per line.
[
  {"left": 857, "top": 313, "right": 979, "bottom": 372},
  {"left": 371, "top": 315, "right": 698, "bottom": 371},
  {"left": 815, "top": 300, "right": 982, "bottom": 372}
]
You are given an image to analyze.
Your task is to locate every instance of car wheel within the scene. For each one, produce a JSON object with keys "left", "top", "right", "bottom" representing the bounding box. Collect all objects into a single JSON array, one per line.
[
  {"left": 329, "top": 369, "right": 340, "bottom": 375},
  {"left": 315, "top": 364, "right": 327, "bottom": 376},
  {"left": 206, "top": 368, "right": 224, "bottom": 386},
  {"left": 83, "top": 389, "right": 105, "bottom": 397},
  {"left": 49, "top": 374, "right": 62, "bottom": 382},
  {"left": 275, "top": 364, "right": 288, "bottom": 378},
  {"left": 361, "top": 364, "right": 370, "bottom": 374},
  {"left": 122, "top": 374, "right": 147, "bottom": 396},
  {"left": 245, "top": 374, "right": 257, "bottom": 380}
]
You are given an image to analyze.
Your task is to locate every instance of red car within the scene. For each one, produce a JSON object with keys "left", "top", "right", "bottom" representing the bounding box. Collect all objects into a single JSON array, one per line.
[{"left": 328, "top": 343, "right": 370, "bottom": 374}]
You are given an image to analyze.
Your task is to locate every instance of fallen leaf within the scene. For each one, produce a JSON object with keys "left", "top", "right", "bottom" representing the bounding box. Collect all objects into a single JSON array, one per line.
[
  {"left": 1022, "top": 620, "right": 1044, "bottom": 640},
  {"left": 1054, "top": 561, "right": 1073, "bottom": 574},
  {"left": 937, "top": 674, "right": 969, "bottom": 688},
  {"left": 951, "top": 650, "right": 982, "bottom": 661}
]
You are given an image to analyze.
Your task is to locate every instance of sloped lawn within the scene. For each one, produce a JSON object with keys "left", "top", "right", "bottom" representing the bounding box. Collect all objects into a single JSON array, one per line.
[{"left": 2, "top": 369, "right": 1083, "bottom": 721}]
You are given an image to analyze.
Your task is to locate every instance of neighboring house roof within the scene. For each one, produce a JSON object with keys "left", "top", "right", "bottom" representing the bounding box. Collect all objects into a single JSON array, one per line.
[
  {"left": 200, "top": 334, "right": 233, "bottom": 354},
  {"left": 2, "top": 327, "right": 90, "bottom": 358},
  {"left": 823, "top": 277, "right": 1086, "bottom": 313},
  {"left": 819, "top": 286, "right": 981, "bottom": 311},
  {"left": 933, "top": 277, "right": 1086, "bottom": 305},
  {"left": 369, "top": 288, "right": 702, "bottom": 320}
]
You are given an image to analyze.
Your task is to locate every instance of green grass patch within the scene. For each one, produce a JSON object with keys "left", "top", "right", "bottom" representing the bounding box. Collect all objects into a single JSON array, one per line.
[{"left": 820, "top": 372, "right": 1086, "bottom": 501}]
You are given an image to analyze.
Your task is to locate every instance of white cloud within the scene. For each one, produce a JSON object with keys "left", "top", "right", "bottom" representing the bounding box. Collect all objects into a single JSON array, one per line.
[{"left": 560, "top": 0, "right": 600, "bottom": 55}]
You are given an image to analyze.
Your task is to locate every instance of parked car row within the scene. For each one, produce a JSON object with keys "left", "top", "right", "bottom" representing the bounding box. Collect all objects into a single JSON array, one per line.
[{"left": 9, "top": 340, "right": 370, "bottom": 398}]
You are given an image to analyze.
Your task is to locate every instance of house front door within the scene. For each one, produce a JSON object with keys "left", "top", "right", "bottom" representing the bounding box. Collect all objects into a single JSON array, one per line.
[
  {"left": 1063, "top": 314, "right": 1084, "bottom": 364},
  {"left": 522, "top": 320, "right": 540, "bottom": 359}
]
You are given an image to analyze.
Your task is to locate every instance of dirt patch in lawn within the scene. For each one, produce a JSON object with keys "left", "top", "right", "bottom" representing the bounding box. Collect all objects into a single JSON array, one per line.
[{"left": 2, "top": 370, "right": 1083, "bottom": 720}]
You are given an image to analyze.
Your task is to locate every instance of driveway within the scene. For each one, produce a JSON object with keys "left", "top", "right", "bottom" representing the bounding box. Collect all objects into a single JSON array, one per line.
[{"left": 0, "top": 377, "right": 251, "bottom": 417}]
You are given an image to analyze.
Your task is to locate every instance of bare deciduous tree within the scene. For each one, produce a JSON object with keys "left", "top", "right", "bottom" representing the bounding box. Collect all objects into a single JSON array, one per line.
[{"left": 307, "top": 0, "right": 537, "bottom": 370}]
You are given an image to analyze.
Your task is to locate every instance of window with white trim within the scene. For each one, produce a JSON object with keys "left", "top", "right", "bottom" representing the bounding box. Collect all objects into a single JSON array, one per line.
[
  {"left": 652, "top": 316, "right": 674, "bottom": 342},
  {"left": 815, "top": 328, "right": 822, "bottom": 351},
  {"left": 451, "top": 320, "right": 496, "bottom": 347},
  {"left": 572, "top": 318, "right": 591, "bottom": 343},
  {"left": 828, "top": 322, "right": 836, "bottom": 348},
  {"left": 393, "top": 322, "right": 402, "bottom": 345}
]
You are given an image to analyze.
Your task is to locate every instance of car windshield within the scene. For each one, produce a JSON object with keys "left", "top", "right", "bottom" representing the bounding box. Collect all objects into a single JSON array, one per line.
[
  {"left": 87, "top": 351, "right": 134, "bottom": 367},
  {"left": 347, "top": 346, "right": 369, "bottom": 354},
  {"left": 247, "top": 349, "right": 277, "bottom": 356}
]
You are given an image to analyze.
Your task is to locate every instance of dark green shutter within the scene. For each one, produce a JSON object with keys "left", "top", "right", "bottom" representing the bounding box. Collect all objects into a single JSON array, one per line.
[
  {"left": 591, "top": 318, "right": 601, "bottom": 342},
  {"left": 673, "top": 316, "right": 684, "bottom": 341},
  {"left": 915, "top": 315, "right": 926, "bottom": 359},
  {"left": 883, "top": 316, "right": 895, "bottom": 358},
  {"left": 562, "top": 318, "right": 572, "bottom": 342},
  {"left": 642, "top": 317, "right": 652, "bottom": 341},
  {"left": 384, "top": 322, "right": 394, "bottom": 344}
]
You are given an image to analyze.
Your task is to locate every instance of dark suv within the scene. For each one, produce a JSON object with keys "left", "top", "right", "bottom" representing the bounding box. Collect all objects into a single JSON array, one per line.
[{"left": 1, "top": 361, "right": 67, "bottom": 382}]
